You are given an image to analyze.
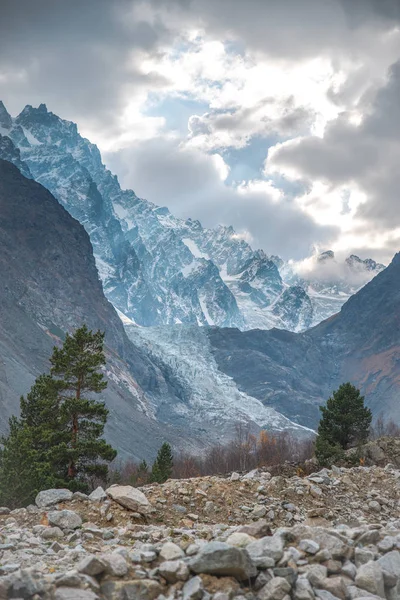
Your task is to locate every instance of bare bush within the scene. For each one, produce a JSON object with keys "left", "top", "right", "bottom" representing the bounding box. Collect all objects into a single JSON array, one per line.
[
  {"left": 111, "top": 426, "right": 315, "bottom": 485},
  {"left": 370, "top": 414, "right": 400, "bottom": 440}
]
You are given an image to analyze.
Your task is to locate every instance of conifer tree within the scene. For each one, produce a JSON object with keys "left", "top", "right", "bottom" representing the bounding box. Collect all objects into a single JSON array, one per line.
[
  {"left": 0, "top": 375, "right": 63, "bottom": 508},
  {"left": 49, "top": 325, "right": 117, "bottom": 488},
  {"left": 315, "top": 382, "right": 372, "bottom": 466},
  {"left": 151, "top": 442, "right": 173, "bottom": 483}
]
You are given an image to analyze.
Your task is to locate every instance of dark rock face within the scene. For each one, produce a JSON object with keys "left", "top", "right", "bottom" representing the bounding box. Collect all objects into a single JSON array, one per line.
[
  {"left": 0, "top": 160, "right": 212, "bottom": 459},
  {"left": 0, "top": 160, "right": 306, "bottom": 457},
  {"left": 208, "top": 254, "right": 400, "bottom": 428}
]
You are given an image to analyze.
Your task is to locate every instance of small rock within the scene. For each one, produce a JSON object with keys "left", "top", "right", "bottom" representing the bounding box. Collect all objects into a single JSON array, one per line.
[
  {"left": 183, "top": 576, "right": 204, "bottom": 600},
  {"left": 226, "top": 532, "right": 255, "bottom": 547},
  {"left": 252, "top": 505, "right": 267, "bottom": 518},
  {"left": 299, "top": 539, "right": 320, "bottom": 555},
  {"left": 160, "top": 542, "right": 184, "bottom": 560},
  {"left": 41, "top": 527, "right": 64, "bottom": 539}
]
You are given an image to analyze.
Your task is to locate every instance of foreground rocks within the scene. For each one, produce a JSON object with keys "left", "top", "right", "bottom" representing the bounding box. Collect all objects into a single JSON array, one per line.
[{"left": 2, "top": 464, "right": 400, "bottom": 598}]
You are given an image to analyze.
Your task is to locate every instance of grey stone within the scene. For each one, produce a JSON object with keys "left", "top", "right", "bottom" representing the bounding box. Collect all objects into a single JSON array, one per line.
[
  {"left": 78, "top": 555, "right": 107, "bottom": 576},
  {"left": 48, "top": 509, "right": 82, "bottom": 530},
  {"left": 189, "top": 541, "right": 257, "bottom": 580},
  {"left": 252, "top": 505, "right": 267, "bottom": 518},
  {"left": 314, "top": 591, "right": 341, "bottom": 600},
  {"left": 101, "top": 579, "right": 163, "bottom": 600},
  {"left": 355, "top": 548, "right": 375, "bottom": 567},
  {"left": 55, "top": 588, "right": 99, "bottom": 600},
  {"left": 101, "top": 552, "right": 129, "bottom": 577},
  {"left": 41, "top": 527, "right": 64, "bottom": 539},
  {"left": 377, "top": 550, "right": 400, "bottom": 584},
  {"left": 247, "top": 533, "right": 284, "bottom": 567},
  {"left": 158, "top": 559, "right": 190, "bottom": 583},
  {"left": 293, "top": 578, "right": 315, "bottom": 600},
  {"left": 377, "top": 536, "right": 395, "bottom": 553},
  {"left": 35, "top": 488, "right": 73, "bottom": 508},
  {"left": 299, "top": 539, "right": 320, "bottom": 555},
  {"left": 355, "top": 561, "right": 385, "bottom": 597},
  {"left": 106, "top": 485, "right": 150, "bottom": 514},
  {"left": 226, "top": 532, "right": 255, "bottom": 547},
  {"left": 238, "top": 520, "right": 271, "bottom": 539},
  {"left": 89, "top": 487, "right": 107, "bottom": 502},
  {"left": 258, "top": 576, "right": 291, "bottom": 600},
  {"left": 55, "top": 571, "right": 82, "bottom": 587},
  {"left": 183, "top": 576, "right": 204, "bottom": 600},
  {"left": 160, "top": 541, "right": 184, "bottom": 560}
]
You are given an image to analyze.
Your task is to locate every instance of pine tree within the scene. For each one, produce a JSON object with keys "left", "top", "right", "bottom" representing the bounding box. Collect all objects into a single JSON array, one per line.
[
  {"left": 0, "top": 376, "right": 63, "bottom": 508},
  {"left": 315, "top": 382, "right": 372, "bottom": 466},
  {"left": 151, "top": 442, "right": 173, "bottom": 483},
  {"left": 49, "top": 325, "right": 117, "bottom": 489}
]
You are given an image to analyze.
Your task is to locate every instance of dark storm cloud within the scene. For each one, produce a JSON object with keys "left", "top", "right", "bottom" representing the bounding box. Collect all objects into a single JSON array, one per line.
[{"left": 0, "top": 0, "right": 172, "bottom": 126}]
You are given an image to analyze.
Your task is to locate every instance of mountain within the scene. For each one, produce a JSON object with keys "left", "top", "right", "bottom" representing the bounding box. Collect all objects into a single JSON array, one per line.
[
  {"left": 0, "top": 159, "right": 310, "bottom": 461},
  {"left": 0, "top": 101, "right": 383, "bottom": 332},
  {"left": 206, "top": 252, "right": 400, "bottom": 428}
]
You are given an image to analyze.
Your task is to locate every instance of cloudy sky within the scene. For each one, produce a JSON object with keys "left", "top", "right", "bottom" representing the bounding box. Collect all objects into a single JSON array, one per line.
[{"left": 1, "top": 0, "right": 400, "bottom": 261}]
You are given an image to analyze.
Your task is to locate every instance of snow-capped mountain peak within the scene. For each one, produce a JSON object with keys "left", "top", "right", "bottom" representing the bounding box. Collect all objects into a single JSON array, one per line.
[{"left": 0, "top": 101, "right": 385, "bottom": 332}]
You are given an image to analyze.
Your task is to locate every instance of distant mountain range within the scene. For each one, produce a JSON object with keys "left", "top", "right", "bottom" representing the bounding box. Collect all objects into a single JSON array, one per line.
[
  {"left": 0, "top": 101, "right": 397, "bottom": 460},
  {"left": 0, "top": 159, "right": 311, "bottom": 461},
  {"left": 0, "top": 101, "right": 384, "bottom": 333}
]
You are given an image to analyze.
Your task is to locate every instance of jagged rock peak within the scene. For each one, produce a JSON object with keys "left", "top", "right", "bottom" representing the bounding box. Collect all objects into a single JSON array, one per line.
[
  {"left": 0, "top": 100, "right": 12, "bottom": 129},
  {"left": 317, "top": 250, "right": 335, "bottom": 262}
]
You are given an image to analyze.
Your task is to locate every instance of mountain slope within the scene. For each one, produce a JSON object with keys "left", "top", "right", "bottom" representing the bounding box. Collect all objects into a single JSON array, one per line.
[
  {"left": 0, "top": 101, "right": 383, "bottom": 332},
  {"left": 207, "top": 253, "right": 400, "bottom": 428},
  {"left": 0, "top": 159, "right": 308, "bottom": 458}
]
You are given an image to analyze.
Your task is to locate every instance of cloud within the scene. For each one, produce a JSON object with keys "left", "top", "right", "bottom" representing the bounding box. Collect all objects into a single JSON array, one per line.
[
  {"left": 105, "top": 135, "right": 338, "bottom": 259},
  {"left": 0, "top": 0, "right": 174, "bottom": 132},
  {"left": 1, "top": 0, "right": 400, "bottom": 262},
  {"left": 290, "top": 250, "right": 384, "bottom": 289},
  {"left": 187, "top": 97, "right": 316, "bottom": 151},
  {"left": 267, "top": 60, "right": 400, "bottom": 238}
]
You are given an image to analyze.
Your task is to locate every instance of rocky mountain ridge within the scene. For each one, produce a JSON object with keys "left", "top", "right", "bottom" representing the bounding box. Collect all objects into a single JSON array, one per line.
[
  {"left": 207, "top": 251, "right": 400, "bottom": 429},
  {"left": 0, "top": 101, "right": 384, "bottom": 332},
  {"left": 0, "top": 158, "right": 310, "bottom": 462}
]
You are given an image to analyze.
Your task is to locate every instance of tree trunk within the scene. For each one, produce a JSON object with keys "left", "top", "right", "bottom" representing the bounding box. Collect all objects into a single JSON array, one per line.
[{"left": 68, "top": 377, "right": 81, "bottom": 479}]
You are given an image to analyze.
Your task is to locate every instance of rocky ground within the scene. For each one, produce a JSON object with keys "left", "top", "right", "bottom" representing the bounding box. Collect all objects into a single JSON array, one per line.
[{"left": 2, "top": 462, "right": 400, "bottom": 599}]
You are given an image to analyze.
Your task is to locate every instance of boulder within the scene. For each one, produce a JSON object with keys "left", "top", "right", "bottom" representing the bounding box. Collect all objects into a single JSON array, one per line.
[
  {"left": 89, "top": 487, "right": 107, "bottom": 502},
  {"left": 48, "top": 510, "right": 82, "bottom": 530},
  {"left": 246, "top": 533, "right": 284, "bottom": 567},
  {"left": 355, "top": 560, "right": 385, "bottom": 597},
  {"left": 182, "top": 576, "right": 204, "bottom": 600},
  {"left": 189, "top": 542, "right": 257, "bottom": 580},
  {"left": 105, "top": 485, "right": 150, "bottom": 514},
  {"left": 158, "top": 559, "right": 190, "bottom": 583},
  {"left": 35, "top": 489, "right": 73, "bottom": 508}
]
